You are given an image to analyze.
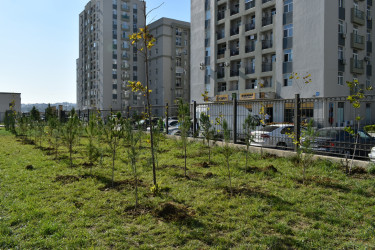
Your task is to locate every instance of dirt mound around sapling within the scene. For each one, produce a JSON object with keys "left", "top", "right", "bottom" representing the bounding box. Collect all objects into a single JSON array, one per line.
[
  {"left": 153, "top": 202, "right": 195, "bottom": 221},
  {"left": 54, "top": 175, "right": 80, "bottom": 184},
  {"left": 25, "top": 165, "right": 34, "bottom": 170}
]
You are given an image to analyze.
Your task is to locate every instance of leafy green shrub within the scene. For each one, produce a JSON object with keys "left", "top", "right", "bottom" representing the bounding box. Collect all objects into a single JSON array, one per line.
[
  {"left": 368, "top": 163, "right": 375, "bottom": 175},
  {"left": 364, "top": 125, "right": 375, "bottom": 133}
]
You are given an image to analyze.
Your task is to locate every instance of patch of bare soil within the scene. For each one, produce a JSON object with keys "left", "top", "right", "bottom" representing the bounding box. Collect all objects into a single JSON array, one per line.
[
  {"left": 125, "top": 204, "right": 153, "bottom": 217},
  {"left": 160, "top": 164, "right": 184, "bottom": 170},
  {"left": 25, "top": 165, "right": 34, "bottom": 170},
  {"left": 204, "top": 172, "right": 215, "bottom": 179},
  {"left": 153, "top": 202, "right": 195, "bottom": 221},
  {"left": 350, "top": 167, "right": 367, "bottom": 175},
  {"left": 54, "top": 175, "right": 80, "bottom": 184},
  {"left": 245, "top": 165, "right": 278, "bottom": 174}
]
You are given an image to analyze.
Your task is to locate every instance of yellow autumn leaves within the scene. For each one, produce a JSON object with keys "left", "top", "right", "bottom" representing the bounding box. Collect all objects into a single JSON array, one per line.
[{"left": 129, "top": 27, "right": 156, "bottom": 50}]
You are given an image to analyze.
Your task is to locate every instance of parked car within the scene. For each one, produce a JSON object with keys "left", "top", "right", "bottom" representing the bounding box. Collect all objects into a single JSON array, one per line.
[
  {"left": 310, "top": 127, "right": 375, "bottom": 157},
  {"left": 369, "top": 147, "right": 375, "bottom": 162},
  {"left": 146, "top": 119, "right": 179, "bottom": 132},
  {"left": 250, "top": 124, "right": 294, "bottom": 149}
]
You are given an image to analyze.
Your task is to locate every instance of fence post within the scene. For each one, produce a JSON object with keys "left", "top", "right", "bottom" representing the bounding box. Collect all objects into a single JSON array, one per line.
[
  {"left": 233, "top": 97, "right": 238, "bottom": 143},
  {"left": 166, "top": 103, "right": 169, "bottom": 134},
  {"left": 193, "top": 101, "right": 197, "bottom": 136},
  {"left": 294, "top": 94, "right": 301, "bottom": 152}
]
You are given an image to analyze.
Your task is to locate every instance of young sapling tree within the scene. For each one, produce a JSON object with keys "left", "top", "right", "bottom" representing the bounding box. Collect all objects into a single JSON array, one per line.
[
  {"left": 199, "top": 112, "right": 214, "bottom": 163},
  {"left": 222, "top": 119, "right": 233, "bottom": 197},
  {"left": 61, "top": 108, "right": 81, "bottom": 167},
  {"left": 243, "top": 114, "right": 257, "bottom": 170},
  {"left": 177, "top": 99, "right": 192, "bottom": 177}
]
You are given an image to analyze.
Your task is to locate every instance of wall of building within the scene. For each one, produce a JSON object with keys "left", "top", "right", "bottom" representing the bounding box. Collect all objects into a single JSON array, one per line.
[{"left": 0, "top": 93, "right": 21, "bottom": 123}]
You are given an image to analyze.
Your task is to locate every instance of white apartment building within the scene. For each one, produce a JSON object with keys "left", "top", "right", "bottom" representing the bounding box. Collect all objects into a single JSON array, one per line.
[
  {"left": 148, "top": 18, "right": 190, "bottom": 116},
  {"left": 0, "top": 92, "right": 21, "bottom": 123},
  {"left": 191, "top": 0, "right": 375, "bottom": 125},
  {"left": 77, "top": 0, "right": 146, "bottom": 111}
]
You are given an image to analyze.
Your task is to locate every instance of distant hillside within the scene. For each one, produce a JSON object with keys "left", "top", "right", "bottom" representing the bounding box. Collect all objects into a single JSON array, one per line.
[{"left": 21, "top": 103, "right": 76, "bottom": 113}]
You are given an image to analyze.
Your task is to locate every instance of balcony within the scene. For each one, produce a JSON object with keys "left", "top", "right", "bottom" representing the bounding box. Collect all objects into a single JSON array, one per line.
[
  {"left": 230, "top": 70, "right": 240, "bottom": 77},
  {"left": 367, "top": 64, "right": 372, "bottom": 76},
  {"left": 121, "top": 25, "right": 130, "bottom": 30},
  {"left": 230, "top": 26, "right": 240, "bottom": 36},
  {"left": 121, "top": 14, "right": 130, "bottom": 20},
  {"left": 217, "top": 71, "right": 225, "bottom": 79},
  {"left": 367, "top": 41, "right": 373, "bottom": 53},
  {"left": 351, "top": 33, "right": 365, "bottom": 50},
  {"left": 262, "top": 16, "right": 273, "bottom": 27},
  {"left": 217, "top": 30, "right": 225, "bottom": 40},
  {"left": 262, "top": 0, "right": 272, "bottom": 4},
  {"left": 262, "top": 40, "right": 273, "bottom": 50},
  {"left": 351, "top": 8, "right": 365, "bottom": 25},
  {"left": 230, "top": 48, "right": 239, "bottom": 56},
  {"left": 245, "top": 1, "right": 255, "bottom": 10},
  {"left": 217, "top": 48, "right": 226, "bottom": 59},
  {"left": 245, "top": 43, "right": 256, "bottom": 53},
  {"left": 338, "top": 59, "right": 346, "bottom": 72},
  {"left": 368, "top": 19, "right": 373, "bottom": 30},
  {"left": 245, "top": 66, "right": 255, "bottom": 74},
  {"left": 339, "top": 7, "right": 345, "bottom": 20},
  {"left": 262, "top": 62, "right": 272, "bottom": 72},
  {"left": 350, "top": 58, "right": 364, "bottom": 74},
  {"left": 230, "top": 6, "right": 239, "bottom": 16},
  {"left": 217, "top": 11, "right": 225, "bottom": 21},
  {"left": 283, "top": 37, "right": 293, "bottom": 49},
  {"left": 283, "top": 62, "right": 293, "bottom": 74},
  {"left": 245, "top": 22, "right": 255, "bottom": 31},
  {"left": 121, "top": 4, "right": 130, "bottom": 11},
  {"left": 283, "top": 12, "right": 293, "bottom": 24}
]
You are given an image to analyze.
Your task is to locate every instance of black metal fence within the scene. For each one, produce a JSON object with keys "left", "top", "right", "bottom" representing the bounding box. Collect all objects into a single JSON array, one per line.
[{"left": 73, "top": 94, "right": 375, "bottom": 161}]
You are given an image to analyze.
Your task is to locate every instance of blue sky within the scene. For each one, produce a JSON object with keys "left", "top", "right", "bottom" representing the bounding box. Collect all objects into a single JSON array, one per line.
[{"left": 0, "top": 0, "right": 190, "bottom": 104}]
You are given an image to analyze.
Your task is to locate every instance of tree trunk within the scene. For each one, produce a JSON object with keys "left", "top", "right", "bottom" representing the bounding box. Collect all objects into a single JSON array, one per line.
[{"left": 246, "top": 145, "right": 249, "bottom": 171}]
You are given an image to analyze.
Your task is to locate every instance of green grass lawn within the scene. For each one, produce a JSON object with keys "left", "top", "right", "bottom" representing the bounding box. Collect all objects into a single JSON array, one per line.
[{"left": 0, "top": 127, "right": 375, "bottom": 248}]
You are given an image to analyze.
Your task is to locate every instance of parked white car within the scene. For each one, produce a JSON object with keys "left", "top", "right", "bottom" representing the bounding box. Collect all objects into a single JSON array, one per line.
[
  {"left": 369, "top": 147, "right": 375, "bottom": 162},
  {"left": 251, "top": 124, "right": 294, "bottom": 149}
]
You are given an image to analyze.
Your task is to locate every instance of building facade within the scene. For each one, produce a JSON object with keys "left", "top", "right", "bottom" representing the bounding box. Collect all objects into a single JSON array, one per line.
[
  {"left": 77, "top": 0, "right": 146, "bottom": 111},
  {"left": 191, "top": 0, "right": 375, "bottom": 125},
  {"left": 148, "top": 18, "right": 191, "bottom": 116},
  {"left": 0, "top": 93, "right": 21, "bottom": 123}
]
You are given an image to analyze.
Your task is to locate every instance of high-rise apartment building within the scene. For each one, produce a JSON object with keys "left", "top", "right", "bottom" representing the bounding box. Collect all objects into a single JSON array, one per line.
[
  {"left": 77, "top": 0, "right": 145, "bottom": 111},
  {"left": 191, "top": 0, "right": 375, "bottom": 103},
  {"left": 148, "top": 18, "right": 191, "bottom": 115}
]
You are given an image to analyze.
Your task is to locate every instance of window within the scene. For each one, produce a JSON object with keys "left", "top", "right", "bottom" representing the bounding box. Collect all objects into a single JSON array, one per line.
[
  {"left": 176, "top": 37, "right": 182, "bottom": 46},
  {"left": 218, "top": 82, "right": 227, "bottom": 92},
  {"left": 283, "top": 74, "right": 292, "bottom": 86},
  {"left": 338, "top": 20, "right": 344, "bottom": 34},
  {"left": 283, "top": 24, "right": 293, "bottom": 38},
  {"left": 284, "top": 0, "right": 293, "bottom": 13},
  {"left": 284, "top": 49, "right": 293, "bottom": 62},
  {"left": 339, "top": 0, "right": 344, "bottom": 8},
  {"left": 338, "top": 46, "right": 344, "bottom": 60},
  {"left": 338, "top": 72, "right": 344, "bottom": 85},
  {"left": 366, "top": 77, "right": 372, "bottom": 88},
  {"left": 176, "top": 78, "right": 182, "bottom": 87}
]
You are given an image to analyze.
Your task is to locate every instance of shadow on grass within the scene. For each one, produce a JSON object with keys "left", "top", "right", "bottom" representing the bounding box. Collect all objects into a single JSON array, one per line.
[
  {"left": 89, "top": 174, "right": 147, "bottom": 191},
  {"left": 293, "top": 176, "right": 350, "bottom": 193},
  {"left": 223, "top": 185, "right": 293, "bottom": 210},
  {"left": 265, "top": 235, "right": 304, "bottom": 249}
]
